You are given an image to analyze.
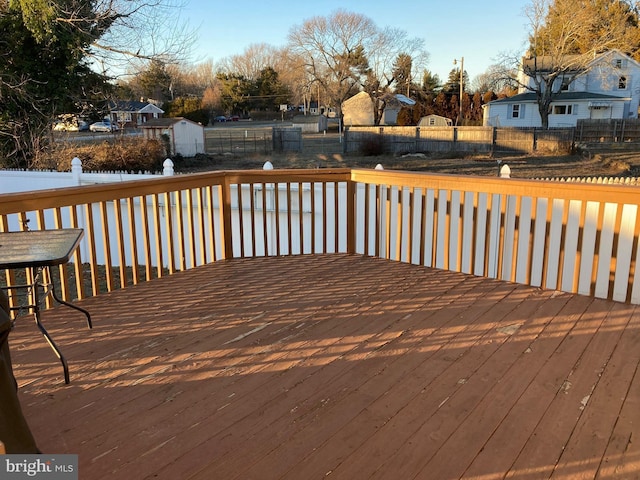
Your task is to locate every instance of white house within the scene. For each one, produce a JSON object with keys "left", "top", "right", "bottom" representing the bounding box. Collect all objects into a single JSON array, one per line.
[
  {"left": 483, "top": 50, "right": 640, "bottom": 128},
  {"left": 342, "top": 91, "right": 416, "bottom": 126},
  {"left": 141, "top": 117, "right": 205, "bottom": 157}
]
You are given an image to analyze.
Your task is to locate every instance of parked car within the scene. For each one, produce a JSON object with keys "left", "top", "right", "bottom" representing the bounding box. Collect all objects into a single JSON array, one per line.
[
  {"left": 227, "top": 115, "right": 240, "bottom": 122},
  {"left": 214, "top": 115, "right": 227, "bottom": 122},
  {"left": 90, "top": 121, "right": 118, "bottom": 132}
]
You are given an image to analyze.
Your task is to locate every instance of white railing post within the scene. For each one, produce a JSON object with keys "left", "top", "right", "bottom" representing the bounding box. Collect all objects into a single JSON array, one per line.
[
  {"left": 71, "top": 157, "right": 83, "bottom": 185},
  {"left": 163, "top": 158, "right": 174, "bottom": 176},
  {"left": 500, "top": 164, "right": 511, "bottom": 178}
]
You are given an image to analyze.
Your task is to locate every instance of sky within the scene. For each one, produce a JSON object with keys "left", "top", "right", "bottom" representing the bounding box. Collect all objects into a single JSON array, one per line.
[{"left": 182, "top": 0, "right": 533, "bottom": 82}]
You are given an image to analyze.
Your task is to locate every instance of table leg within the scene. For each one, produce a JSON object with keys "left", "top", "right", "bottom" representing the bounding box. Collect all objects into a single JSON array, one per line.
[
  {"left": 33, "top": 310, "right": 70, "bottom": 384},
  {"left": 31, "top": 277, "right": 70, "bottom": 384},
  {"left": 45, "top": 268, "right": 92, "bottom": 329}
]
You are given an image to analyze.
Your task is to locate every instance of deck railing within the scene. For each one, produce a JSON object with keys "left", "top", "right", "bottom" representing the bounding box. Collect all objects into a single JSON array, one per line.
[{"left": 1, "top": 168, "right": 640, "bottom": 305}]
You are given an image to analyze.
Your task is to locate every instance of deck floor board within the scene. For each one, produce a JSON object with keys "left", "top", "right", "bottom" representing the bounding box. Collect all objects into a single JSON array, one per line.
[{"left": 7, "top": 254, "right": 639, "bottom": 479}]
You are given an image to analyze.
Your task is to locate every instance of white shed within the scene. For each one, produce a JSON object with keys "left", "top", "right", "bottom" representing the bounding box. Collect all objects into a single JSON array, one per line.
[
  {"left": 418, "top": 115, "right": 453, "bottom": 127},
  {"left": 141, "top": 117, "right": 205, "bottom": 157},
  {"left": 291, "top": 114, "right": 328, "bottom": 133}
]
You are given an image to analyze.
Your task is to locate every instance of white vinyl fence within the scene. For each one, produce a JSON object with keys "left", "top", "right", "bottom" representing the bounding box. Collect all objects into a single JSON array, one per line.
[{"left": 0, "top": 157, "right": 175, "bottom": 193}]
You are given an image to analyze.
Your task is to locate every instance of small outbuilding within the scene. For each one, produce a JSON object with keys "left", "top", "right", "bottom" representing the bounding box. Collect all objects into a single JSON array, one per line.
[
  {"left": 342, "top": 91, "right": 416, "bottom": 126},
  {"left": 140, "top": 117, "right": 205, "bottom": 157},
  {"left": 291, "top": 114, "right": 329, "bottom": 133},
  {"left": 418, "top": 115, "right": 453, "bottom": 127}
]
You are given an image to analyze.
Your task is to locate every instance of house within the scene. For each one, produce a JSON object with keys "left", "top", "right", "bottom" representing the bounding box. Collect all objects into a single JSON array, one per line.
[
  {"left": 108, "top": 100, "right": 164, "bottom": 128},
  {"left": 140, "top": 117, "right": 205, "bottom": 157},
  {"left": 483, "top": 50, "right": 640, "bottom": 128},
  {"left": 342, "top": 91, "right": 416, "bottom": 126},
  {"left": 418, "top": 114, "right": 453, "bottom": 127}
]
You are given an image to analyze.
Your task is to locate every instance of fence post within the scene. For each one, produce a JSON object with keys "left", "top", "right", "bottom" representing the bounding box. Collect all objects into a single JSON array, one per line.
[
  {"left": 71, "top": 157, "right": 83, "bottom": 185},
  {"left": 163, "top": 158, "right": 174, "bottom": 176},
  {"left": 453, "top": 126, "right": 458, "bottom": 153}
]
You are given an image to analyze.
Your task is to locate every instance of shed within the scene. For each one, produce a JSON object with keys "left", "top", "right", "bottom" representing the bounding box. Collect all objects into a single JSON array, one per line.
[
  {"left": 140, "top": 117, "right": 205, "bottom": 157},
  {"left": 291, "top": 114, "right": 328, "bottom": 133},
  {"left": 342, "top": 91, "right": 416, "bottom": 126},
  {"left": 418, "top": 115, "right": 453, "bottom": 127}
]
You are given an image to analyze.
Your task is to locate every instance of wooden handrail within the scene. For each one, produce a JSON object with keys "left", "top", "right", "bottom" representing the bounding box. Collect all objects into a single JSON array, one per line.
[{"left": 0, "top": 168, "right": 639, "bottom": 304}]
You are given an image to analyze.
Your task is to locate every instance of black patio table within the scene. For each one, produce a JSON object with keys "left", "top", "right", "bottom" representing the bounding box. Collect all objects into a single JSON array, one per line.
[{"left": 0, "top": 229, "right": 91, "bottom": 384}]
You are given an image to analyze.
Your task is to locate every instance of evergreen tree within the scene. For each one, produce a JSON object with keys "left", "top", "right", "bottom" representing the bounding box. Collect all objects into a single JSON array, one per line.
[
  {"left": 0, "top": 0, "right": 192, "bottom": 167},
  {"left": 0, "top": 0, "right": 109, "bottom": 166},
  {"left": 441, "top": 68, "right": 469, "bottom": 95},
  {"left": 421, "top": 70, "right": 441, "bottom": 94},
  {"left": 253, "top": 67, "right": 291, "bottom": 111}
]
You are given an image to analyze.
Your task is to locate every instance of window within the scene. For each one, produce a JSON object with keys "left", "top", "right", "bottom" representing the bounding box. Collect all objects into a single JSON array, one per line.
[
  {"left": 510, "top": 104, "right": 521, "bottom": 118},
  {"left": 619, "top": 76, "right": 627, "bottom": 89},
  {"left": 615, "top": 59, "right": 627, "bottom": 69},
  {"left": 552, "top": 104, "right": 577, "bottom": 115}
]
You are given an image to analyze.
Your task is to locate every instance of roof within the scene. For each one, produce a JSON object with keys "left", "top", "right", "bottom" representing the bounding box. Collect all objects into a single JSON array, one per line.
[
  {"left": 522, "top": 54, "right": 584, "bottom": 72},
  {"left": 140, "top": 117, "right": 203, "bottom": 128},
  {"left": 522, "top": 49, "right": 640, "bottom": 74},
  {"left": 109, "top": 100, "right": 165, "bottom": 114},
  {"left": 343, "top": 91, "right": 416, "bottom": 108},
  {"left": 488, "top": 91, "right": 630, "bottom": 105},
  {"left": 292, "top": 114, "right": 326, "bottom": 123},
  {"left": 394, "top": 94, "right": 416, "bottom": 106}
]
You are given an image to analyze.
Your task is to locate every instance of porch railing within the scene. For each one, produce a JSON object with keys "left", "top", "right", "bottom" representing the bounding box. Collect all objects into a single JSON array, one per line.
[{"left": 1, "top": 168, "right": 639, "bottom": 305}]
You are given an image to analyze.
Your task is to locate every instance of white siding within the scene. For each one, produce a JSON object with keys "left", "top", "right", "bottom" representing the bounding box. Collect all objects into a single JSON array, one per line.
[
  {"left": 491, "top": 50, "right": 640, "bottom": 127},
  {"left": 172, "top": 120, "right": 205, "bottom": 156}
]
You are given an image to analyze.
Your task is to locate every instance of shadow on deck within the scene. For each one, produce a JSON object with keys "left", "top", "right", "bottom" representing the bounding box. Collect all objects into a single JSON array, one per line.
[{"left": 9, "top": 254, "right": 640, "bottom": 479}]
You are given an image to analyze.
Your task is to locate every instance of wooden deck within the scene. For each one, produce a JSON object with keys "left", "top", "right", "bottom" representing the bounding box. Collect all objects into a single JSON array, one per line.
[{"left": 8, "top": 254, "right": 640, "bottom": 479}]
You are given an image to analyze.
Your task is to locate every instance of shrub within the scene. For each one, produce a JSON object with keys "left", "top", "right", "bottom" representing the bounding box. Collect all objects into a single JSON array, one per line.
[
  {"left": 45, "top": 138, "right": 166, "bottom": 172},
  {"left": 359, "top": 135, "right": 385, "bottom": 156}
]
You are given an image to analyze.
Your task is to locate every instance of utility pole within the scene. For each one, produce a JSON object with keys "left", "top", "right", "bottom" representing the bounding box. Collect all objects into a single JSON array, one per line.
[{"left": 453, "top": 57, "right": 464, "bottom": 126}]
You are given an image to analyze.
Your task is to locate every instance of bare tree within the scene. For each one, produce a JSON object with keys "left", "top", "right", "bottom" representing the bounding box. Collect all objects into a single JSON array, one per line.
[
  {"left": 365, "top": 28, "right": 428, "bottom": 124},
  {"left": 471, "top": 64, "right": 517, "bottom": 94},
  {"left": 287, "top": 10, "right": 378, "bottom": 122},
  {"left": 287, "top": 10, "right": 428, "bottom": 125},
  {"left": 217, "top": 43, "right": 283, "bottom": 81}
]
